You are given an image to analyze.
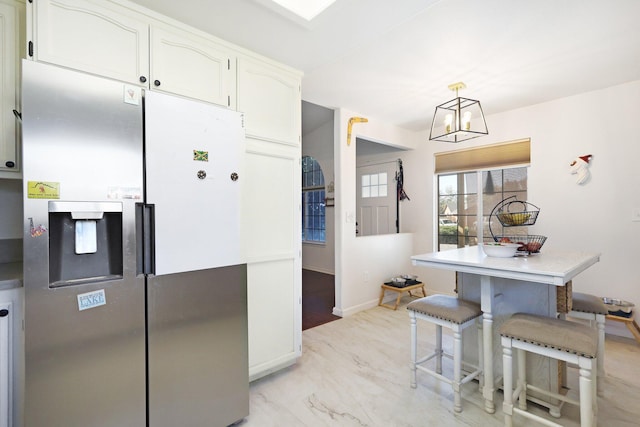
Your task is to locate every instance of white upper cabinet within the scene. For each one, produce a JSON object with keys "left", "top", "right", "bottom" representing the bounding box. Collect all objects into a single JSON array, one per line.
[
  {"left": 237, "top": 56, "right": 301, "bottom": 145},
  {"left": 150, "top": 26, "right": 234, "bottom": 108},
  {"left": 30, "top": 0, "right": 236, "bottom": 106},
  {"left": 32, "top": 0, "right": 149, "bottom": 85},
  {"left": 0, "top": 0, "right": 23, "bottom": 176}
]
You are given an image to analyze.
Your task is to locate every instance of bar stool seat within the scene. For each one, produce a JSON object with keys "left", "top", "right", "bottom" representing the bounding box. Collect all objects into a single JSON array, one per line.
[
  {"left": 568, "top": 292, "right": 607, "bottom": 396},
  {"left": 408, "top": 295, "right": 483, "bottom": 413},
  {"left": 501, "top": 313, "right": 598, "bottom": 427}
]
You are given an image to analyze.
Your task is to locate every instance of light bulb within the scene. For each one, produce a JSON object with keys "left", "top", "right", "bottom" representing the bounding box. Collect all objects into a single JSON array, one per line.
[
  {"left": 462, "top": 111, "right": 472, "bottom": 131},
  {"left": 444, "top": 114, "right": 453, "bottom": 133}
]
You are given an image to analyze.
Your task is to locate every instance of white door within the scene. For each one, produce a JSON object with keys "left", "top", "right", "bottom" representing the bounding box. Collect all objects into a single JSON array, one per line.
[
  {"left": 356, "top": 163, "right": 397, "bottom": 236},
  {"left": 145, "top": 91, "right": 244, "bottom": 275}
]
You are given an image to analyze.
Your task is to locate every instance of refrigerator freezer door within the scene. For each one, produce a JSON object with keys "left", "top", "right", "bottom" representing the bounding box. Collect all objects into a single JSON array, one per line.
[
  {"left": 145, "top": 91, "right": 244, "bottom": 276},
  {"left": 22, "top": 60, "right": 145, "bottom": 426},
  {"left": 147, "top": 265, "right": 249, "bottom": 426}
]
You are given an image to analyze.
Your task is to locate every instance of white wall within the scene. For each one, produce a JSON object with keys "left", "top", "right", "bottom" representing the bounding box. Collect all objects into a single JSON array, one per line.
[
  {"left": 334, "top": 108, "right": 421, "bottom": 316},
  {"left": 402, "top": 79, "right": 640, "bottom": 337},
  {"left": 302, "top": 120, "right": 335, "bottom": 274}
]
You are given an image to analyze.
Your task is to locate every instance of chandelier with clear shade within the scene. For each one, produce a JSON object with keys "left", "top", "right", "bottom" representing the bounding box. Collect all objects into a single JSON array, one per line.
[{"left": 429, "top": 82, "right": 488, "bottom": 143}]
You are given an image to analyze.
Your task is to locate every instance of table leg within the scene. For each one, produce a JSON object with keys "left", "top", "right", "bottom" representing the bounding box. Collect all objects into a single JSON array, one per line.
[
  {"left": 480, "top": 275, "right": 496, "bottom": 414},
  {"left": 394, "top": 292, "right": 403, "bottom": 310},
  {"left": 628, "top": 319, "right": 640, "bottom": 344}
]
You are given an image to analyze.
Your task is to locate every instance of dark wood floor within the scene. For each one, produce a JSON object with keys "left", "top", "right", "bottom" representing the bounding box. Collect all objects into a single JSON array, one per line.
[{"left": 302, "top": 269, "right": 341, "bottom": 330}]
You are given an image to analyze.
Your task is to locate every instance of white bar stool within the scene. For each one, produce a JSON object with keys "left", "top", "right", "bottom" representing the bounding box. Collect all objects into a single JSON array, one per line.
[
  {"left": 568, "top": 292, "right": 607, "bottom": 396},
  {"left": 500, "top": 313, "right": 598, "bottom": 427},
  {"left": 408, "top": 295, "right": 483, "bottom": 413}
]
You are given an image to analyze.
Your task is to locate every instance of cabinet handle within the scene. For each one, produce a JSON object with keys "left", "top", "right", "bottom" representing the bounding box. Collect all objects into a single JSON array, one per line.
[
  {"left": 154, "top": 80, "right": 161, "bottom": 87},
  {"left": 139, "top": 76, "right": 147, "bottom": 83},
  {"left": 5, "top": 161, "right": 15, "bottom": 168},
  {"left": 0, "top": 309, "right": 8, "bottom": 317}
]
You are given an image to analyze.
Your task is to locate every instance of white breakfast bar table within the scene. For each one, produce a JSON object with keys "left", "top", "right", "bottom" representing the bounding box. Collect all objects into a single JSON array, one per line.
[{"left": 411, "top": 246, "right": 600, "bottom": 414}]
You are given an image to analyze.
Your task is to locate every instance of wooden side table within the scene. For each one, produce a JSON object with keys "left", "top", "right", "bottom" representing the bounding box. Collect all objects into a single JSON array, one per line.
[
  {"left": 606, "top": 314, "right": 640, "bottom": 345},
  {"left": 378, "top": 282, "right": 426, "bottom": 310}
]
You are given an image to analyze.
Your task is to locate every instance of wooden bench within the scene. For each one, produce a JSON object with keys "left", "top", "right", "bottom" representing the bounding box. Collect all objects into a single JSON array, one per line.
[{"left": 378, "top": 282, "right": 426, "bottom": 310}]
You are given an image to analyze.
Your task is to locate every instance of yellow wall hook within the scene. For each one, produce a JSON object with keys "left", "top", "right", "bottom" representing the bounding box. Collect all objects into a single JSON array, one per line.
[{"left": 347, "top": 117, "right": 368, "bottom": 146}]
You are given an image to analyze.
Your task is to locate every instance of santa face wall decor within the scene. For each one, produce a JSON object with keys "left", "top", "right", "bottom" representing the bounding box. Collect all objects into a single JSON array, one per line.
[{"left": 569, "top": 154, "right": 593, "bottom": 185}]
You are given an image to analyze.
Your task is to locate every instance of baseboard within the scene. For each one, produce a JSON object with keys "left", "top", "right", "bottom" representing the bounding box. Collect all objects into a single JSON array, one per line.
[
  {"left": 333, "top": 286, "right": 450, "bottom": 318},
  {"left": 302, "top": 266, "right": 335, "bottom": 275},
  {"left": 249, "top": 355, "right": 299, "bottom": 382},
  {"left": 333, "top": 298, "right": 379, "bottom": 317}
]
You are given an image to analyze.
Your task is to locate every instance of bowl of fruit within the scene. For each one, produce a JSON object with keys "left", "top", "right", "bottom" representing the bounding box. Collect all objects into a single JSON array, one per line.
[
  {"left": 496, "top": 235, "right": 547, "bottom": 254},
  {"left": 497, "top": 212, "right": 532, "bottom": 226},
  {"left": 481, "top": 242, "right": 521, "bottom": 258}
]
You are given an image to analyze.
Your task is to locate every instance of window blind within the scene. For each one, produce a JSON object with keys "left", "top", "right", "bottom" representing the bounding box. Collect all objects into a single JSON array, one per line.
[{"left": 434, "top": 138, "right": 530, "bottom": 174}]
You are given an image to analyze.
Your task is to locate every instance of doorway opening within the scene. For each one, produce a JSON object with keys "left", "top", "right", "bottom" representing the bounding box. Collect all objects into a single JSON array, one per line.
[{"left": 302, "top": 269, "right": 340, "bottom": 330}]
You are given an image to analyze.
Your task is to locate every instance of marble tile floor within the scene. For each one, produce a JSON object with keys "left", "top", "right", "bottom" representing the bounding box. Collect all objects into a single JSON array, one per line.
[{"left": 239, "top": 294, "right": 640, "bottom": 426}]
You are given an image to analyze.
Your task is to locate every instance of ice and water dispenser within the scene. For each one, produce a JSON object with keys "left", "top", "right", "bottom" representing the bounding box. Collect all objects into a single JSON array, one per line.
[{"left": 48, "top": 201, "right": 123, "bottom": 287}]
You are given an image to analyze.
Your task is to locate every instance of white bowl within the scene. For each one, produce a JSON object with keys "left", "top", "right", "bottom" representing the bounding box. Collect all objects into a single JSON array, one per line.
[{"left": 481, "top": 243, "right": 520, "bottom": 258}]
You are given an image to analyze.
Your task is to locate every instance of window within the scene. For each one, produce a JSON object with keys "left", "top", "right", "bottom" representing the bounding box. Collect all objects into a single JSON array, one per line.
[
  {"left": 437, "top": 167, "right": 528, "bottom": 251},
  {"left": 302, "top": 156, "right": 326, "bottom": 243},
  {"left": 434, "top": 139, "right": 531, "bottom": 251},
  {"left": 361, "top": 173, "right": 388, "bottom": 198}
]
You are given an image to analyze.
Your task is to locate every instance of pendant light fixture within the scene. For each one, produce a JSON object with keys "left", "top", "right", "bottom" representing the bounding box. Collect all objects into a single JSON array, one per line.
[{"left": 429, "top": 82, "right": 488, "bottom": 143}]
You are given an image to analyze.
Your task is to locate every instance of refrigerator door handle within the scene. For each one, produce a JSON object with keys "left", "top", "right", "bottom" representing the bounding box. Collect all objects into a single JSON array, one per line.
[{"left": 136, "top": 203, "right": 155, "bottom": 275}]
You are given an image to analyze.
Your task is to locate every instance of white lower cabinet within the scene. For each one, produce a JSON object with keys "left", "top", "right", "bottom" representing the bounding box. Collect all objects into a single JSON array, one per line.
[
  {"left": 0, "top": 300, "right": 10, "bottom": 427},
  {"left": 0, "top": 287, "right": 23, "bottom": 427},
  {"left": 244, "top": 139, "right": 301, "bottom": 380},
  {"left": 247, "top": 260, "right": 299, "bottom": 380}
]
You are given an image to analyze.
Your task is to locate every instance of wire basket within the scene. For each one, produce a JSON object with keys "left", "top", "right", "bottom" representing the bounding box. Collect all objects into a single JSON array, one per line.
[
  {"left": 493, "top": 235, "right": 548, "bottom": 253},
  {"left": 495, "top": 197, "right": 540, "bottom": 227}
]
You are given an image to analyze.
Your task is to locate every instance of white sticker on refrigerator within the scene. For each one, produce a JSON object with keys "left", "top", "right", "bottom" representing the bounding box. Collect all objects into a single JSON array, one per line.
[
  {"left": 77, "top": 289, "right": 106, "bottom": 311},
  {"left": 123, "top": 85, "right": 140, "bottom": 105}
]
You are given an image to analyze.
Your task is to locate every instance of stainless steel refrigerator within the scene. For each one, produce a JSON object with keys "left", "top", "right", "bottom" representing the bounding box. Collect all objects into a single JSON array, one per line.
[{"left": 21, "top": 60, "right": 248, "bottom": 427}]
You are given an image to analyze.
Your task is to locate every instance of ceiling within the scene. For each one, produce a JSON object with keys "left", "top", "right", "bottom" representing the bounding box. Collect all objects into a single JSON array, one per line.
[{"left": 129, "top": 0, "right": 640, "bottom": 134}]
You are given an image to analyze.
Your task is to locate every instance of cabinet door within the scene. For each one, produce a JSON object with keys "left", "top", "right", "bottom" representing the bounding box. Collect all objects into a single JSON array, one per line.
[
  {"left": 33, "top": 0, "right": 149, "bottom": 85},
  {"left": 237, "top": 57, "right": 301, "bottom": 145},
  {"left": 243, "top": 140, "right": 301, "bottom": 380},
  {"left": 0, "top": 0, "right": 20, "bottom": 174},
  {"left": 151, "top": 26, "right": 234, "bottom": 108}
]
